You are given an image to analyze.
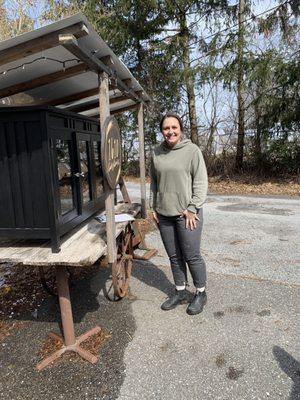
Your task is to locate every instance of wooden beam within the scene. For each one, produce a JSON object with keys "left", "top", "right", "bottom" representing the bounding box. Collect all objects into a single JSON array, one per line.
[
  {"left": 88, "top": 103, "right": 138, "bottom": 117},
  {"left": 60, "top": 34, "right": 111, "bottom": 74},
  {"left": 99, "top": 72, "right": 117, "bottom": 264},
  {"left": 59, "top": 34, "right": 144, "bottom": 105},
  {"left": 35, "top": 84, "right": 120, "bottom": 106},
  {"left": 122, "top": 78, "right": 132, "bottom": 88},
  {"left": 100, "top": 55, "right": 115, "bottom": 68},
  {"left": 118, "top": 176, "right": 131, "bottom": 204},
  {"left": 111, "top": 103, "right": 138, "bottom": 115},
  {"left": 83, "top": 102, "right": 139, "bottom": 118},
  {"left": 138, "top": 103, "right": 147, "bottom": 218},
  {"left": 100, "top": 56, "right": 118, "bottom": 88},
  {"left": 68, "top": 94, "right": 132, "bottom": 113},
  {"left": 39, "top": 87, "right": 100, "bottom": 106},
  {"left": 0, "top": 22, "right": 88, "bottom": 68},
  {"left": 0, "top": 63, "right": 88, "bottom": 99}
]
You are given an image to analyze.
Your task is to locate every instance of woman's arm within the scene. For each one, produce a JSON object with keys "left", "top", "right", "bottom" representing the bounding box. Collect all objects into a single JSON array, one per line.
[
  {"left": 187, "top": 148, "right": 208, "bottom": 214},
  {"left": 149, "top": 156, "right": 158, "bottom": 223}
]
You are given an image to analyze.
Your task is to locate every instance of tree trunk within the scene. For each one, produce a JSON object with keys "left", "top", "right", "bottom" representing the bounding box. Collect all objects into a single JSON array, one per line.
[
  {"left": 179, "top": 12, "right": 199, "bottom": 146},
  {"left": 235, "top": 0, "right": 246, "bottom": 170},
  {"left": 206, "top": 124, "right": 215, "bottom": 155},
  {"left": 254, "top": 103, "right": 261, "bottom": 156}
]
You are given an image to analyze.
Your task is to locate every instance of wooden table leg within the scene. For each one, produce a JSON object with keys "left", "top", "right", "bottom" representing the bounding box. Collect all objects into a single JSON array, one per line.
[{"left": 36, "top": 266, "right": 101, "bottom": 371}]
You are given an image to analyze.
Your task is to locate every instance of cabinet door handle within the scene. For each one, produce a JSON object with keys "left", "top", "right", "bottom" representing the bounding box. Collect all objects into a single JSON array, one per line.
[{"left": 73, "top": 172, "right": 85, "bottom": 178}]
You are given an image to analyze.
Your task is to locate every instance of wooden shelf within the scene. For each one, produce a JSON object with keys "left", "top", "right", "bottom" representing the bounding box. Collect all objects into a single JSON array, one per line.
[{"left": 0, "top": 202, "right": 141, "bottom": 267}]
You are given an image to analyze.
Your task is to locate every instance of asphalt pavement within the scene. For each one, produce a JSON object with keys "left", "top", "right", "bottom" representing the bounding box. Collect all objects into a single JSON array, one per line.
[{"left": 0, "top": 183, "right": 299, "bottom": 400}]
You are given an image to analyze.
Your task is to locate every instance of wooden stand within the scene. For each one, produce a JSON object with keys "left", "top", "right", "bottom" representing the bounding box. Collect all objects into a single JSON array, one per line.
[
  {"left": 36, "top": 266, "right": 101, "bottom": 371},
  {"left": 137, "top": 103, "right": 147, "bottom": 219},
  {"left": 131, "top": 220, "right": 158, "bottom": 260}
]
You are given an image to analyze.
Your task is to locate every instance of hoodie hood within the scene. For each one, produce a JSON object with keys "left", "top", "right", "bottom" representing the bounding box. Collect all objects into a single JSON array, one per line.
[{"left": 161, "top": 138, "right": 191, "bottom": 151}]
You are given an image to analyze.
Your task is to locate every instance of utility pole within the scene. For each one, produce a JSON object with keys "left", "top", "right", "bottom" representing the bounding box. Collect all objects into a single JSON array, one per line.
[{"left": 235, "top": 0, "right": 246, "bottom": 170}]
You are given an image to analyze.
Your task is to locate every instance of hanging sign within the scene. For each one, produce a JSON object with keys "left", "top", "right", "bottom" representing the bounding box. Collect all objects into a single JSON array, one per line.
[{"left": 101, "top": 116, "right": 121, "bottom": 189}]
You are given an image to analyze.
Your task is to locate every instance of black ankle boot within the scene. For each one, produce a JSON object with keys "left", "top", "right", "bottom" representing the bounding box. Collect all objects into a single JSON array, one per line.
[
  {"left": 161, "top": 289, "right": 188, "bottom": 311},
  {"left": 186, "top": 291, "right": 207, "bottom": 315}
]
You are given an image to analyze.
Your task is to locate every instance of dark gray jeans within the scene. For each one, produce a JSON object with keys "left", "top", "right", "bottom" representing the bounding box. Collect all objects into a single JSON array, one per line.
[{"left": 157, "top": 208, "right": 206, "bottom": 288}]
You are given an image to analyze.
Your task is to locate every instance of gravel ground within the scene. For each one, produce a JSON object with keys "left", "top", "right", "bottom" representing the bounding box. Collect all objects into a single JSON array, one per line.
[
  {"left": 118, "top": 268, "right": 299, "bottom": 400},
  {"left": 0, "top": 183, "right": 299, "bottom": 400}
]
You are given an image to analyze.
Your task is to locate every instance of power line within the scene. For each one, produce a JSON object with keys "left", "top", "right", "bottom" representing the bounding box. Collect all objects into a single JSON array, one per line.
[
  {"left": 189, "top": 0, "right": 293, "bottom": 64},
  {"left": 147, "top": 1, "right": 292, "bottom": 64},
  {"left": 188, "top": 0, "right": 291, "bottom": 50},
  {"left": 143, "top": 0, "right": 290, "bottom": 49}
]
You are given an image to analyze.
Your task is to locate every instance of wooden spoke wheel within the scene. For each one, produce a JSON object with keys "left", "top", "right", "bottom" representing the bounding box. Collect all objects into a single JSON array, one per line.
[{"left": 112, "top": 224, "right": 133, "bottom": 299}]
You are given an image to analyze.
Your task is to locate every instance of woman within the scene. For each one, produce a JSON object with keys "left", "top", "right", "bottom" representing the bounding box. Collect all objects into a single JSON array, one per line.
[{"left": 150, "top": 112, "right": 208, "bottom": 315}]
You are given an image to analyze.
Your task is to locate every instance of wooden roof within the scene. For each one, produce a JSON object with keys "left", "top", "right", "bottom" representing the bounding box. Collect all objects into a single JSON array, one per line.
[{"left": 0, "top": 13, "right": 150, "bottom": 116}]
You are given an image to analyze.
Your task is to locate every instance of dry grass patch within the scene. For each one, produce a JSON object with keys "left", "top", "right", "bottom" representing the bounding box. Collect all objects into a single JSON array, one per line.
[
  {"left": 125, "top": 174, "right": 300, "bottom": 197},
  {"left": 208, "top": 175, "right": 300, "bottom": 197}
]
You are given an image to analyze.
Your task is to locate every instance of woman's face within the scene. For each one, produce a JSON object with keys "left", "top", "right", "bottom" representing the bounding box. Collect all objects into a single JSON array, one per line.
[{"left": 161, "top": 117, "right": 182, "bottom": 147}]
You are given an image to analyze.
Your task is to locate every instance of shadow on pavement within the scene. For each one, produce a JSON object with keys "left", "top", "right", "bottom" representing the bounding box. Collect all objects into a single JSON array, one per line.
[
  {"left": 273, "top": 346, "right": 300, "bottom": 400},
  {"left": 132, "top": 258, "right": 202, "bottom": 302},
  {"left": 132, "top": 259, "right": 174, "bottom": 297}
]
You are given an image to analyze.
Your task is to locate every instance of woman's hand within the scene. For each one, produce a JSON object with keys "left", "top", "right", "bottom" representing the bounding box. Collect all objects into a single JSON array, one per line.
[
  {"left": 181, "top": 210, "right": 199, "bottom": 230},
  {"left": 152, "top": 211, "right": 159, "bottom": 225}
]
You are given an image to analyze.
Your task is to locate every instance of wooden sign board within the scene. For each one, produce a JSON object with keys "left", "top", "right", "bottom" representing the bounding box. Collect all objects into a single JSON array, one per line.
[{"left": 101, "top": 116, "right": 121, "bottom": 189}]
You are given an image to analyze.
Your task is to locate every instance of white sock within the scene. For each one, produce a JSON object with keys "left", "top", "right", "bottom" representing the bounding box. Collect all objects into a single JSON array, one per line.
[
  {"left": 196, "top": 287, "right": 205, "bottom": 293},
  {"left": 176, "top": 285, "right": 186, "bottom": 291}
]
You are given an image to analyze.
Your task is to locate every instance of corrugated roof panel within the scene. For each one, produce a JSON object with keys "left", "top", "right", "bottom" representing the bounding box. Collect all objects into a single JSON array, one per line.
[{"left": 0, "top": 13, "right": 150, "bottom": 110}]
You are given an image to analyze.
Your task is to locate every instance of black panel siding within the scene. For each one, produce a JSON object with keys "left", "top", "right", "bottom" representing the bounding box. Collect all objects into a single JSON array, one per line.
[
  {"left": 25, "top": 121, "right": 50, "bottom": 228},
  {"left": 15, "top": 121, "right": 34, "bottom": 228},
  {"left": 6, "top": 121, "right": 25, "bottom": 227},
  {"left": 0, "top": 122, "right": 15, "bottom": 227}
]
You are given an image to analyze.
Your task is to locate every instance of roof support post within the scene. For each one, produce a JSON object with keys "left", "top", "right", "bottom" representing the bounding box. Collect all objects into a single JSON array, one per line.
[
  {"left": 99, "top": 72, "right": 117, "bottom": 264},
  {"left": 137, "top": 102, "right": 147, "bottom": 219},
  {"left": 59, "top": 34, "right": 144, "bottom": 104}
]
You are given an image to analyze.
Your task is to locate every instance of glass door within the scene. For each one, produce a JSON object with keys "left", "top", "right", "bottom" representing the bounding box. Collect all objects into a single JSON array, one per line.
[
  {"left": 91, "top": 135, "right": 104, "bottom": 201},
  {"left": 52, "top": 133, "right": 79, "bottom": 224}
]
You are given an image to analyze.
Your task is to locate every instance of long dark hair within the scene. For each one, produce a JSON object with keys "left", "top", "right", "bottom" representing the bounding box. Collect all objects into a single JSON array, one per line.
[{"left": 159, "top": 112, "right": 183, "bottom": 132}]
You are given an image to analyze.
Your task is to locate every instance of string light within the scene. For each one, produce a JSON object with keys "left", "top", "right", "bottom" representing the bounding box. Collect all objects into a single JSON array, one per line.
[
  {"left": 0, "top": 45, "right": 138, "bottom": 102},
  {"left": 0, "top": 56, "right": 81, "bottom": 76}
]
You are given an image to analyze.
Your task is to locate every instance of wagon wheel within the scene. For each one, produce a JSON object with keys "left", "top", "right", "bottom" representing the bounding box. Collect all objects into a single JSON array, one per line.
[{"left": 111, "top": 224, "right": 133, "bottom": 300}]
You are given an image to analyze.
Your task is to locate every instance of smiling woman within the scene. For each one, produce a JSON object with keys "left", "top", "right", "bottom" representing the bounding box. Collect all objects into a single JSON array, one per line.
[
  {"left": 150, "top": 112, "right": 208, "bottom": 315},
  {"left": 159, "top": 113, "right": 183, "bottom": 147}
]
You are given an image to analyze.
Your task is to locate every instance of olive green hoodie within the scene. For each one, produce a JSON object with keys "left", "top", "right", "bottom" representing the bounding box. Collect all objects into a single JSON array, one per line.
[{"left": 150, "top": 138, "right": 208, "bottom": 216}]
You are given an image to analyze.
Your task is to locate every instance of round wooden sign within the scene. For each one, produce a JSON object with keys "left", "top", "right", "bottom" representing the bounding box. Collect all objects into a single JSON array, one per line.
[{"left": 101, "top": 116, "right": 121, "bottom": 189}]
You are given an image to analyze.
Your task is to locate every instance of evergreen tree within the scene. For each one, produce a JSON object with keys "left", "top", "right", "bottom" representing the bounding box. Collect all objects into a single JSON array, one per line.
[
  {"left": 194, "top": 0, "right": 299, "bottom": 173},
  {"left": 0, "top": 0, "right": 36, "bottom": 40}
]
